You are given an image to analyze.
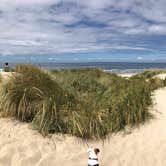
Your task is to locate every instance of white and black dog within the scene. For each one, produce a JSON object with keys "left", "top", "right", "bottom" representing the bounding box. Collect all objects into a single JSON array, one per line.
[{"left": 88, "top": 147, "right": 100, "bottom": 166}]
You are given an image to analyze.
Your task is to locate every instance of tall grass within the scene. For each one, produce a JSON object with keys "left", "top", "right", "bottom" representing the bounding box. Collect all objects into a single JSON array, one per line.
[
  {"left": 0, "top": 65, "right": 164, "bottom": 139},
  {"left": 0, "top": 74, "right": 2, "bottom": 83},
  {"left": 130, "top": 70, "right": 165, "bottom": 90}
]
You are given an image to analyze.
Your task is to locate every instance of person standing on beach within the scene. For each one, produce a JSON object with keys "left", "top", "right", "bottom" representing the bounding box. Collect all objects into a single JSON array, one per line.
[
  {"left": 88, "top": 147, "right": 100, "bottom": 166},
  {"left": 3, "top": 62, "right": 10, "bottom": 72}
]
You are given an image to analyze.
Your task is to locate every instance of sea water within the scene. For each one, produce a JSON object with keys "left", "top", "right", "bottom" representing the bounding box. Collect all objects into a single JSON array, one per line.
[
  {"left": 35, "top": 62, "right": 166, "bottom": 74},
  {"left": 1, "top": 62, "right": 166, "bottom": 74}
]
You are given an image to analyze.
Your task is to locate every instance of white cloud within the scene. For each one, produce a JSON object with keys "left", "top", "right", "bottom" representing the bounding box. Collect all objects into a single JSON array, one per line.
[
  {"left": 0, "top": 0, "right": 165, "bottom": 55},
  {"left": 137, "top": 56, "right": 143, "bottom": 60},
  {"left": 0, "top": 0, "right": 57, "bottom": 10},
  {"left": 148, "top": 25, "right": 166, "bottom": 34}
]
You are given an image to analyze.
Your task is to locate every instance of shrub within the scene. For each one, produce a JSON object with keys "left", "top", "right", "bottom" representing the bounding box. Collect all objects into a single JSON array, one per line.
[
  {"left": 0, "top": 65, "right": 67, "bottom": 120},
  {"left": 0, "top": 66, "right": 161, "bottom": 139}
]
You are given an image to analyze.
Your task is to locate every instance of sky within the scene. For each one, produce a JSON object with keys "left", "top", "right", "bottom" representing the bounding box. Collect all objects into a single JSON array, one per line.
[{"left": 0, "top": 0, "right": 166, "bottom": 62}]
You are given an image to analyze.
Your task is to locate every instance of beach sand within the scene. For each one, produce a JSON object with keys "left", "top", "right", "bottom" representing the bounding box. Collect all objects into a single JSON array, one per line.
[
  {"left": 154, "top": 73, "right": 166, "bottom": 80},
  {"left": 118, "top": 73, "right": 134, "bottom": 78},
  {"left": 119, "top": 73, "right": 166, "bottom": 79},
  {"left": 0, "top": 74, "right": 166, "bottom": 165}
]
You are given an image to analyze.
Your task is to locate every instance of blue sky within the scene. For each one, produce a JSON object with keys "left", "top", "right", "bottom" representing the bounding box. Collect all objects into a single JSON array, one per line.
[{"left": 0, "top": 0, "right": 166, "bottom": 62}]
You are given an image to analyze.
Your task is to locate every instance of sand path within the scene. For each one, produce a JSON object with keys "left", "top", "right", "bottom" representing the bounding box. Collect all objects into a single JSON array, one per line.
[{"left": 0, "top": 88, "right": 166, "bottom": 166}]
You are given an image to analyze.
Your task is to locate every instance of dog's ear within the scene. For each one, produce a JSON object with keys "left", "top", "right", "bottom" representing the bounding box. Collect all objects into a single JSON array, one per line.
[
  {"left": 94, "top": 148, "right": 100, "bottom": 154},
  {"left": 97, "top": 148, "right": 100, "bottom": 153}
]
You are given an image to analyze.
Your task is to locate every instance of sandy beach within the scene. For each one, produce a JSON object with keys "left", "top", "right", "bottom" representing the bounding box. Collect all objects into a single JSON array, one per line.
[
  {"left": 119, "top": 72, "right": 166, "bottom": 80},
  {"left": 118, "top": 73, "right": 135, "bottom": 78},
  {"left": 155, "top": 73, "right": 166, "bottom": 80},
  {"left": 0, "top": 86, "right": 166, "bottom": 166}
]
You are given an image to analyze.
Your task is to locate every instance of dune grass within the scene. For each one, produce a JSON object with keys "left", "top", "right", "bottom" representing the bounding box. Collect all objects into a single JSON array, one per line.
[
  {"left": 0, "top": 74, "right": 2, "bottom": 83},
  {"left": 130, "top": 70, "right": 166, "bottom": 90},
  {"left": 0, "top": 65, "right": 165, "bottom": 139}
]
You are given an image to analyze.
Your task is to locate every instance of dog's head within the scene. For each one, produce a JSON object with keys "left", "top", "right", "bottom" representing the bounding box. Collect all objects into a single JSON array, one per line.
[
  {"left": 94, "top": 148, "right": 100, "bottom": 155},
  {"left": 88, "top": 146, "right": 100, "bottom": 155}
]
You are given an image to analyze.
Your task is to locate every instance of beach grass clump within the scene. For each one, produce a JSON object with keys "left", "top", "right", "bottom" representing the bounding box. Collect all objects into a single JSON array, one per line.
[
  {"left": 130, "top": 70, "right": 165, "bottom": 90},
  {"left": 131, "top": 70, "right": 165, "bottom": 80},
  {"left": 0, "top": 65, "right": 80, "bottom": 135},
  {"left": 164, "top": 78, "right": 166, "bottom": 86},
  {"left": 0, "top": 74, "right": 2, "bottom": 83},
  {"left": 0, "top": 66, "right": 162, "bottom": 139},
  {"left": 0, "top": 65, "right": 70, "bottom": 122},
  {"left": 51, "top": 69, "right": 155, "bottom": 137},
  {"left": 99, "top": 77, "right": 153, "bottom": 132}
]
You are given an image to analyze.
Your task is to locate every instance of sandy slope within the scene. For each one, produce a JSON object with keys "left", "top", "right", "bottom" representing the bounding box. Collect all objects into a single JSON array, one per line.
[
  {"left": 118, "top": 73, "right": 134, "bottom": 78},
  {"left": 0, "top": 88, "right": 166, "bottom": 166},
  {"left": 155, "top": 73, "right": 166, "bottom": 80},
  {"left": 119, "top": 73, "right": 166, "bottom": 79}
]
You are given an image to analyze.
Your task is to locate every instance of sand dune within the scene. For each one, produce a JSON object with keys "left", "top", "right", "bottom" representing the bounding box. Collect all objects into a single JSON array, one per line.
[
  {"left": 0, "top": 88, "right": 166, "bottom": 166},
  {"left": 119, "top": 73, "right": 166, "bottom": 80},
  {"left": 155, "top": 73, "right": 166, "bottom": 80},
  {"left": 118, "top": 73, "right": 134, "bottom": 78}
]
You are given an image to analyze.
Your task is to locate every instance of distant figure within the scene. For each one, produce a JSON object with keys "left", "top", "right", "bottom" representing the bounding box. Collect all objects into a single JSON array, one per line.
[
  {"left": 88, "top": 146, "right": 100, "bottom": 166},
  {"left": 3, "top": 62, "right": 10, "bottom": 72}
]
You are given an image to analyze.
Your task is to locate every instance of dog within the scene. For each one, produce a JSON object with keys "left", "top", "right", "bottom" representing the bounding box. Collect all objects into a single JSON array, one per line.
[{"left": 88, "top": 146, "right": 100, "bottom": 166}]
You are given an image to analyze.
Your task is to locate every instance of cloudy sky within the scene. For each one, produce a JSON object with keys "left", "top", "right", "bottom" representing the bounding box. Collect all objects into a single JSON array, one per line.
[{"left": 0, "top": 0, "right": 166, "bottom": 62}]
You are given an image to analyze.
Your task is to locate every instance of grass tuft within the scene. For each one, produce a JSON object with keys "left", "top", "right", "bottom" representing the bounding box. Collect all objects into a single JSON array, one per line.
[{"left": 0, "top": 66, "right": 165, "bottom": 139}]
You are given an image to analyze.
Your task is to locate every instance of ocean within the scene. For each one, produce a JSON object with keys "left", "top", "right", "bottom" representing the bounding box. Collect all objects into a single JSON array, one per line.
[
  {"left": 2, "top": 62, "right": 166, "bottom": 74},
  {"left": 35, "top": 62, "right": 166, "bottom": 74}
]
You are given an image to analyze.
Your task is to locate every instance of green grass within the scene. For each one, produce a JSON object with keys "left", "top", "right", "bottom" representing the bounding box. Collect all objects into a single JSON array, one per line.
[
  {"left": 130, "top": 70, "right": 166, "bottom": 90},
  {"left": 0, "top": 74, "right": 2, "bottom": 83},
  {"left": 131, "top": 70, "right": 166, "bottom": 79},
  {"left": 0, "top": 65, "right": 165, "bottom": 139}
]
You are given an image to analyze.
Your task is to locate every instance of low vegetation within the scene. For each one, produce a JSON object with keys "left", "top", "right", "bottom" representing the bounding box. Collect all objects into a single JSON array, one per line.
[
  {"left": 131, "top": 70, "right": 166, "bottom": 90},
  {"left": 0, "top": 65, "right": 165, "bottom": 139}
]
